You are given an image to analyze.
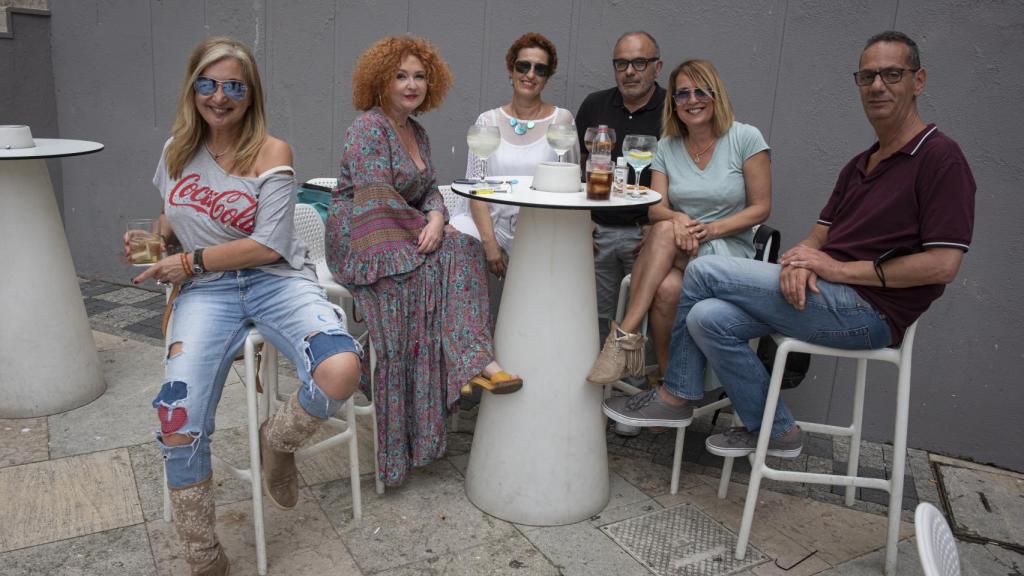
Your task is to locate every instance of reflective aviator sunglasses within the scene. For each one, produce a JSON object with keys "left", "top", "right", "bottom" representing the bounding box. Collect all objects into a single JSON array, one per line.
[
  {"left": 194, "top": 76, "right": 247, "bottom": 101},
  {"left": 672, "top": 87, "right": 715, "bottom": 104}
]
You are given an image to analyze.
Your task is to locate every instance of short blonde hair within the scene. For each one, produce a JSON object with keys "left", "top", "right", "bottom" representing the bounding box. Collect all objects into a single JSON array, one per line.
[
  {"left": 166, "top": 37, "right": 267, "bottom": 179},
  {"left": 351, "top": 36, "right": 453, "bottom": 113},
  {"left": 661, "top": 59, "right": 734, "bottom": 140}
]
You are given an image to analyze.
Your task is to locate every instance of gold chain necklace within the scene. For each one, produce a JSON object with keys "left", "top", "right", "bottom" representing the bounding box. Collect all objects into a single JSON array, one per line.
[
  {"left": 687, "top": 138, "right": 716, "bottom": 163},
  {"left": 206, "top": 143, "right": 230, "bottom": 161}
]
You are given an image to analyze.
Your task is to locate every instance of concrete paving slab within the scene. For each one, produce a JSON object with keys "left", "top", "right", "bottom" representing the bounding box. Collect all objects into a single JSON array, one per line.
[
  {"left": 937, "top": 460, "right": 1024, "bottom": 548},
  {"left": 147, "top": 488, "right": 361, "bottom": 576},
  {"left": 312, "top": 460, "right": 520, "bottom": 574},
  {"left": 812, "top": 537, "right": 1023, "bottom": 576},
  {"left": 93, "top": 287, "right": 163, "bottom": 305},
  {"left": 0, "top": 416, "right": 47, "bottom": 468},
  {"left": 0, "top": 524, "right": 157, "bottom": 576},
  {"left": 374, "top": 530, "right": 559, "bottom": 576},
  {"left": 0, "top": 449, "right": 143, "bottom": 553},
  {"left": 608, "top": 451, "right": 704, "bottom": 497},
  {"left": 48, "top": 333, "right": 250, "bottom": 459},
  {"left": 522, "top": 516, "right": 650, "bottom": 576},
  {"left": 814, "top": 538, "right": 924, "bottom": 575},
  {"left": 907, "top": 448, "right": 940, "bottom": 505},
  {"left": 297, "top": 398, "right": 379, "bottom": 486},
  {"left": 958, "top": 541, "right": 1024, "bottom": 575},
  {"left": 601, "top": 503, "right": 768, "bottom": 576},
  {"left": 589, "top": 499, "right": 664, "bottom": 528},
  {"left": 659, "top": 478, "right": 913, "bottom": 570}
]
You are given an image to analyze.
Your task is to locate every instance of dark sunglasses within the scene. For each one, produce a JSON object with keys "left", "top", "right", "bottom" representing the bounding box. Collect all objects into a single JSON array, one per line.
[
  {"left": 194, "top": 76, "right": 247, "bottom": 101},
  {"left": 852, "top": 67, "right": 919, "bottom": 86},
  {"left": 672, "top": 88, "right": 715, "bottom": 104},
  {"left": 513, "top": 60, "right": 551, "bottom": 77},
  {"left": 613, "top": 57, "right": 659, "bottom": 72}
]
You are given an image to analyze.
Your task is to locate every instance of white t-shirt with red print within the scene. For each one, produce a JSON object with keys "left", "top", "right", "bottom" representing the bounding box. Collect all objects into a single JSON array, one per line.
[{"left": 153, "top": 139, "right": 315, "bottom": 281}]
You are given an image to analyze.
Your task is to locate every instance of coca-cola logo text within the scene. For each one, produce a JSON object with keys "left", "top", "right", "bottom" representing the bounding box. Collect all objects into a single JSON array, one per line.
[{"left": 169, "top": 173, "right": 257, "bottom": 233}]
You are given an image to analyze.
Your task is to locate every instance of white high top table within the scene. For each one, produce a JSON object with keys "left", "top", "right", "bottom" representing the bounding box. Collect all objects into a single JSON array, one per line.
[
  {"left": 453, "top": 176, "right": 659, "bottom": 525},
  {"left": 0, "top": 136, "right": 105, "bottom": 417}
]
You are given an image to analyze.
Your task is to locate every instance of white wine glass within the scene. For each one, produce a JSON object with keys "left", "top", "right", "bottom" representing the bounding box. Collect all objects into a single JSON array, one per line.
[
  {"left": 622, "top": 134, "right": 657, "bottom": 198},
  {"left": 583, "top": 126, "right": 598, "bottom": 154},
  {"left": 546, "top": 123, "right": 577, "bottom": 163},
  {"left": 467, "top": 125, "right": 501, "bottom": 178}
]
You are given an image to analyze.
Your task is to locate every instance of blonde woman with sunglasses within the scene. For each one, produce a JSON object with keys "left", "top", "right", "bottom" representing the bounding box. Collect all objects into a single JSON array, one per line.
[
  {"left": 588, "top": 59, "right": 772, "bottom": 394},
  {"left": 451, "top": 32, "right": 580, "bottom": 281},
  {"left": 134, "top": 37, "right": 362, "bottom": 575}
]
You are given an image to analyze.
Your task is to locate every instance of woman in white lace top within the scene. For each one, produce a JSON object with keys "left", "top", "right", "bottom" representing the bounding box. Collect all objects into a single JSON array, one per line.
[{"left": 451, "top": 32, "right": 580, "bottom": 279}]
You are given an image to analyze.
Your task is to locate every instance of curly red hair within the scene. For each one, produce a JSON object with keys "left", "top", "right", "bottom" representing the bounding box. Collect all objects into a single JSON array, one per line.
[
  {"left": 505, "top": 32, "right": 558, "bottom": 76},
  {"left": 351, "top": 36, "right": 453, "bottom": 113}
]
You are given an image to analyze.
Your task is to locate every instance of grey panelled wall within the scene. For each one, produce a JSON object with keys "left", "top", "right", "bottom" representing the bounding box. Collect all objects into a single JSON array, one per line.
[
  {"left": 0, "top": 9, "right": 62, "bottom": 212},
  {"left": 35, "top": 1, "right": 1024, "bottom": 471}
]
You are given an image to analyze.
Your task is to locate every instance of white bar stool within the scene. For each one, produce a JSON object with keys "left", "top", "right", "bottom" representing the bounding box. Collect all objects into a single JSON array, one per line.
[
  {"left": 161, "top": 306, "right": 364, "bottom": 576},
  {"left": 718, "top": 321, "right": 919, "bottom": 576}
]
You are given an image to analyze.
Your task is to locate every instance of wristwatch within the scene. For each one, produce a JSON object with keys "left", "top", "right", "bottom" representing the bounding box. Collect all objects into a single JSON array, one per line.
[{"left": 191, "top": 248, "right": 206, "bottom": 276}]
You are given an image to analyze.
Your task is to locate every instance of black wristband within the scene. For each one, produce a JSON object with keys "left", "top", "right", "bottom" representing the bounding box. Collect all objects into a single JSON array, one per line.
[
  {"left": 193, "top": 248, "right": 206, "bottom": 273},
  {"left": 873, "top": 256, "right": 887, "bottom": 288}
]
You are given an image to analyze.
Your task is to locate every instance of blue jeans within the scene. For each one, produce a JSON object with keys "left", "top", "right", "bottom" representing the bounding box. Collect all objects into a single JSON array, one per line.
[
  {"left": 663, "top": 255, "right": 891, "bottom": 438},
  {"left": 155, "top": 269, "right": 361, "bottom": 488}
]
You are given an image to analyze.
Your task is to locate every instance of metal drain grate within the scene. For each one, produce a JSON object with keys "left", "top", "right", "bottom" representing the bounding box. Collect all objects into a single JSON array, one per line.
[{"left": 601, "top": 504, "right": 766, "bottom": 576}]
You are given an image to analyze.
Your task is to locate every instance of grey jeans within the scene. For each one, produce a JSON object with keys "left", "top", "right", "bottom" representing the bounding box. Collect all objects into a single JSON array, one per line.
[{"left": 593, "top": 222, "right": 644, "bottom": 343}]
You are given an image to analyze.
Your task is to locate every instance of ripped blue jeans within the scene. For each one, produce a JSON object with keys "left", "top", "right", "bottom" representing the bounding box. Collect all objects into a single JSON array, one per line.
[{"left": 154, "top": 269, "right": 361, "bottom": 488}]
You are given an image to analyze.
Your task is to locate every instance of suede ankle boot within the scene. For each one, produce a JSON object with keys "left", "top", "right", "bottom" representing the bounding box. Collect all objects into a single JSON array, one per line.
[
  {"left": 260, "top": 391, "right": 326, "bottom": 509},
  {"left": 586, "top": 321, "right": 647, "bottom": 385},
  {"left": 168, "top": 476, "right": 230, "bottom": 576}
]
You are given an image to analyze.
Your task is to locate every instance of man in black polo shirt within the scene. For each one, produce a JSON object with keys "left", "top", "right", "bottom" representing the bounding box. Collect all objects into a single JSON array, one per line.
[
  {"left": 575, "top": 30, "right": 666, "bottom": 347},
  {"left": 603, "top": 31, "right": 975, "bottom": 458}
]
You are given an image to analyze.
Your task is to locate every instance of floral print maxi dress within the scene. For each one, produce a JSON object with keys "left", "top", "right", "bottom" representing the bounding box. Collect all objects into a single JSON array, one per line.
[{"left": 326, "top": 108, "right": 493, "bottom": 487}]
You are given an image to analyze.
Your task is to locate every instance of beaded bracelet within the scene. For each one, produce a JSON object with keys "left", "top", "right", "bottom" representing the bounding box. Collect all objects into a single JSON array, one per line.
[{"left": 180, "top": 252, "right": 194, "bottom": 278}]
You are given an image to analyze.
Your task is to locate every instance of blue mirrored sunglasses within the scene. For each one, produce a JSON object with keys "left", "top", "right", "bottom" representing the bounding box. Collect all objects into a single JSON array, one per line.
[{"left": 194, "top": 76, "right": 247, "bottom": 100}]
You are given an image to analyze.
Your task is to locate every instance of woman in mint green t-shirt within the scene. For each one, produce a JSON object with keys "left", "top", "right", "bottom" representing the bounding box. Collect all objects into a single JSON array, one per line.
[{"left": 588, "top": 59, "right": 771, "bottom": 384}]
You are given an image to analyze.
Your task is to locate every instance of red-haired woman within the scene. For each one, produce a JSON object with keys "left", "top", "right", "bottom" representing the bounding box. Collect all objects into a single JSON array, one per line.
[{"left": 326, "top": 36, "right": 522, "bottom": 487}]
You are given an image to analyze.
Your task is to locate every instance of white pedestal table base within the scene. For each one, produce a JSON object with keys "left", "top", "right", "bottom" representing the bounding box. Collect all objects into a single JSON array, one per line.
[{"left": 464, "top": 207, "right": 608, "bottom": 525}]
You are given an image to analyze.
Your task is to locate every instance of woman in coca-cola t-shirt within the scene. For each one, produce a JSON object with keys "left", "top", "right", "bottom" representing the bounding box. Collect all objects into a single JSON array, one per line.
[{"left": 132, "top": 37, "right": 362, "bottom": 575}]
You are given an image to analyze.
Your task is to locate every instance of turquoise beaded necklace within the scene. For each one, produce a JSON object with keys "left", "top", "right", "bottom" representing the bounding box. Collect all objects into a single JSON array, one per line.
[{"left": 509, "top": 117, "right": 535, "bottom": 135}]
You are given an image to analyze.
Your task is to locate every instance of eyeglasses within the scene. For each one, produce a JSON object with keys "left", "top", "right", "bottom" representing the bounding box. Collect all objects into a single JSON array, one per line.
[
  {"left": 194, "top": 76, "right": 248, "bottom": 100},
  {"left": 513, "top": 60, "right": 551, "bottom": 77},
  {"left": 613, "top": 58, "right": 659, "bottom": 72},
  {"left": 852, "top": 67, "right": 919, "bottom": 86},
  {"left": 672, "top": 88, "right": 715, "bottom": 104}
]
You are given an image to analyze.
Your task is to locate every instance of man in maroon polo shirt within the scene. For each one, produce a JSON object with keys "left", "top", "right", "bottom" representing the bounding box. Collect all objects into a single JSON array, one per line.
[{"left": 602, "top": 31, "right": 975, "bottom": 459}]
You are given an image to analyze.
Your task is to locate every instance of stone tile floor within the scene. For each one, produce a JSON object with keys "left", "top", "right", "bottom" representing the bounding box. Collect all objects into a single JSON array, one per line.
[{"left": 0, "top": 277, "right": 1021, "bottom": 575}]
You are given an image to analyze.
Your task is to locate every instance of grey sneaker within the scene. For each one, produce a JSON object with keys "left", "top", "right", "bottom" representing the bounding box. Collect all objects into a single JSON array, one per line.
[
  {"left": 613, "top": 421, "right": 641, "bottom": 437},
  {"left": 705, "top": 426, "right": 803, "bottom": 458},
  {"left": 603, "top": 388, "right": 693, "bottom": 428}
]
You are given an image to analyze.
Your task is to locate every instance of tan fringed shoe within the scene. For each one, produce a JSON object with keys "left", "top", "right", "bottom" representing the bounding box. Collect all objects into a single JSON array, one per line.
[
  {"left": 461, "top": 371, "right": 523, "bottom": 396},
  {"left": 586, "top": 321, "right": 647, "bottom": 385}
]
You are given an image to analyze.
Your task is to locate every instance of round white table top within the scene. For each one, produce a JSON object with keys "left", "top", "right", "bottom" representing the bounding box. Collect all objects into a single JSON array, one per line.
[
  {"left": 0, "top": 139, "right": 104, "bottom": 160},
  {"left": 450, "top": 175, "right": 660, "bottom": 211}
]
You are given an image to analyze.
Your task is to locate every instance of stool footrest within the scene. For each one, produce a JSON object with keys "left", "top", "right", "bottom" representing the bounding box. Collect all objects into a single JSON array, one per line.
[{"left": 760, "top": 464, "right": 892, "bottom": 491}]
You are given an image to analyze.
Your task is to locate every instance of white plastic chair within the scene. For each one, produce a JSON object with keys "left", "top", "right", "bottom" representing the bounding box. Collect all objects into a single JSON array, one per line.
[
  {"left": 606, "top": 225, "right": 780, "bottom": 494},
  {"left": 293, "top": 201, "right": 383, "bottom": 496},
  {"left": 916, "top": 502, "right": 961, "bottom": 576},
  {"left": 438, "top": 184, "right": 459, "bottom": 214},
  {"left": 718, "top": 320, "right": 920, "bottom": 576}
]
